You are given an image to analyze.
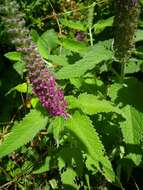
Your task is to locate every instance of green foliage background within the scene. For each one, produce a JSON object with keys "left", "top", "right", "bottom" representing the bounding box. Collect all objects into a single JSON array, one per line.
[{"left": 0, "top": 0, "right": 143, "bottom": 189}]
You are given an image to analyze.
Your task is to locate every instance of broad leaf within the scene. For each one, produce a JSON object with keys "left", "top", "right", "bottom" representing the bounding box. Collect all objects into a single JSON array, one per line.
[
  {"left": 78, "top": 93, "right": 123, "bottom": 115},
  {"left": 108, "top": 79, "right": 143, "bottom": 165},
  {"left": 38, "top": 29, "right": 58, "bottom": 59},
  {"left": 66, "top": 94, "right": 123, "bottom": 116},
  {"left": 121, "top": 105, "right": 143, "bottom": 166},
  {"left": 61, "top": 167, "right": 78, "bottom": 190},
  {"left": 93, "top": 16, "right": 114, "bottom": 33},
  {"left": 65, "top": 111, "right": 116, "bottom": 183},
  {"left": 58, "top": 145, "right": 84, "bottom": 175},
  {"left": 108, "top": 78, "right": 143, "bottom": 112},
  {"left": 125, "top": 59, "right": 143, "bottom": 74},
  {"left": 4, "top": 52, "right": 22, "bottom": 61},
  {"left": 48, "top": 55, "right": 68, "bottom": 66},
  {"left": 135, "top": 30, "right": 143, "bottom": 42},
  {"left": 48, "top": 116, "right": 65, "bottom": 146},
  {"left": 6, "top": 83, "right": 32, "bottom": 95},
  {"left": 58, "top": 145, "right": 82, "bottom": 189},
  {"left": 58, "top": 37, "right": 87, "bottom": 53},
  {"left": 56, "top": 41, "right": 112, "bottom": 79},
  {"left": 13, "top": 61, "right": 26, "bottom": 76},
  {"left": 60, "top": 19, "right": 87, "bottom": 31},
  {"left": 33, "top": 156, "right": 51, "bottom": 174},
  {"left": 0, "top": 109, "right": 48, "bottom": 158}
]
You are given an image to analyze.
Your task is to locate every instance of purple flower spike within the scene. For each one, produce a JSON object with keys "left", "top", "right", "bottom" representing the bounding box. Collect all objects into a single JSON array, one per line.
[
  {"left": 27, "top": 51, "right": 68, "bottom": 118},
  {"left": 4, "top": 14, "right": 68, "bottom": 118}
]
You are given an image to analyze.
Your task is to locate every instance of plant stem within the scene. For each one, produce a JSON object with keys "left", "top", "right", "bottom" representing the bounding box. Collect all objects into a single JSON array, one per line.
[
  {"left": 89, "top": 27, "right": 93, "bottom": 46},
  {"left": 120, "top": 60, "right": 125, "bottom": 83}
]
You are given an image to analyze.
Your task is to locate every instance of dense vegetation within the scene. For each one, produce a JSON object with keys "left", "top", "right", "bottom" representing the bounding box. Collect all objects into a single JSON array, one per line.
[{"left": 0, "top": 0, "right": 143, "bottom": 189}]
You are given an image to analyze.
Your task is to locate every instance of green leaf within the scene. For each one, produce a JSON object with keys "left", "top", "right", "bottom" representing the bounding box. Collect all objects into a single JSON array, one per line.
[
  {"left": 135, "top": 30, "right": 143, "bottom": 42},
  {"left": 13, "top": 61, "right": 26, "bottom": 76},
  {"left": 0, "top": 109, "right": 48, "bottom": 158},
  {"left": 70, "top": 78, "right": 82, "bottom": 89},
  {"left": 120, "top": 105, "right": 143, "bottom": 166},
  {"left": 48, "top": 117, "right": 65, "bottom": 146},
  {"left": 93, "top": 16, "right": 114, "bottom": 33},
  {"left": 4, "top": 52, "right": 22, "bottom": 61},
  {"left": 58, "top": 144, "right": 84, "bottom": 175},
  {"left": 58, "top": 146, "right": 82, "bottom": 189},
  {"left": 31, "top": 97, "right": 39, "bottom": 108},
  {"left": 78, "top": 93, "right": 123, "bottom": 115},
  {"left": 108, "top": 79, "right": 143, "bottom": 165},
  {"left": 108, "top": 78, "right": 143, "bottom": 112},
  {"left": 58, "top": 37, "right": 87, "bottom": 53},
  {"left": 38, "top": 29, "right": 58, "bottom": 59},
  {"left": 31, "top": 29, "right": 40, "bottom": 42},
  {"left": 33, "top": 156, "right": 51, "bottom": 174},
  {"left": 66, "top": 94, "right": 123, "bottom": 116},
  {"left": 125, "top": 59, "right": 143, "bottom": 74},
  {"left": 65, "top": 111, "right": 116, "bottom": 183},
  {"left": 60, "top": 19, "right": 87, "bottom": 31},
  {"left": 65, "top": 96, "right": 80, "bottom": 109},
  {"left": 61, "top": 167, "right": 78, "bottom": 190},
  {"left": 15, "top": 83, "right": 28, "bottom": 93},
  {"left": 56, "top": 41, "right": 112, "bottom": 79},
  {"left": 6, "top": 83, "right": 32, "bottom": 95},
  {"left": 48, "top": 55, "right": 68, "bottom": 66},
  {"left": 38, "top": 38, "right": 49, "bottom": 59}
]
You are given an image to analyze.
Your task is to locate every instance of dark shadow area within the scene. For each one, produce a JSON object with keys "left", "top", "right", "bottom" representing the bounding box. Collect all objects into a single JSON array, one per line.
[
  {"left": 92, "top": 113, "right": 125, "bottom": 153},
  {"left": 125, "top": 143, "right": 143, "bottom": 155},
  {"left": 113, "top": 78, "right": 143, "bottom": 112},
  {"left": 117, "top": 158, "right": 143, "bottom": 190},
  {"left": 63, "top": 184, "right": 77, "bottom": 190}
]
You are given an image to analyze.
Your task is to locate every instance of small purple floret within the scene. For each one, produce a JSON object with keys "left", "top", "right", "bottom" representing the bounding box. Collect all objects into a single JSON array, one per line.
[{"left": 76, "top": 31, "right": 85, "bottom": 41}]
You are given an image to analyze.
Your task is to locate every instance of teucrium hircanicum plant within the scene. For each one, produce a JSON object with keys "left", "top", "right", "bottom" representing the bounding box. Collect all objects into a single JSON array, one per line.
[{"left": 1, "top": 0, "right": 143, "bottom": 189}]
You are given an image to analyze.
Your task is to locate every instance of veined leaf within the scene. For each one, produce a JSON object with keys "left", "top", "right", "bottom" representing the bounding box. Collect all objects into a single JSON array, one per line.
[
  {"left": 60, "top": 19, "right": 87, "bottom": 31},
  {"left": 78, "top": 93, "right": 123, "bottom": 116},
  {"left": 56, "top": 41, "right": 112, "bottom": 79},
  {"left": 13, "top": 61, "right": 26, "bottom": 76},
  {"left": 58, "top": 145, "right": 83, "bottom": 189},
  {"left": 61, "top": 167, "right": 78, "bottom": 190},
  {"left": 58, "top": 145, "right": 84, "bottom": 175},
  {"left": 38, "top": 29, "right": 58, "bottom": 59},
  {"left": 6, "top": 83, "right": 32, "bottom": 95},
  {"left": 0, "top": 109, "right": 48, "bottom": 158},
  {"left": 48, "top": 55, "right": 68, "bottom": 66},
  {"left": 4, "top": 51, "right": 22, "bottom": 61},
  {"left": 33, "top": 156, "right": 51, "bottom": 174},
  {"left": 121, "top": 105, "right": 143, "bottom": 166},
  {"left": 48, "top": 116, "right": 65, "bottom": 146},
  {"left": 108, "top": 78, "right": 143, "bottom": 112},
  {"left": 65, "top": 111, "right": 116, "bottom": 183},
  {"left": 31, "top": 29, "right": 40, "bottom": 42},
  {"left": 58, "top": 37, "right": 87, "bottom": 53},
  {"left": 58, "top": 144, "right": 83, "bottom": 189},
  {"left": 135, "top": 30, "right": 143, "bottom": 42},
  {"left": 66, "top": 94, "right": 123, "bottom": 116},
  {"left": 125, "top": 59, "right": 143, "bottom": 74},
  {"left": 108, "top": 79, "right": 143, "bottom": 165},
  {"left": 65, "top": 96, "right": 80, "bottom": 110},
  {"left": 93, "top": 16, "right": 114, "bottom": 33}
]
